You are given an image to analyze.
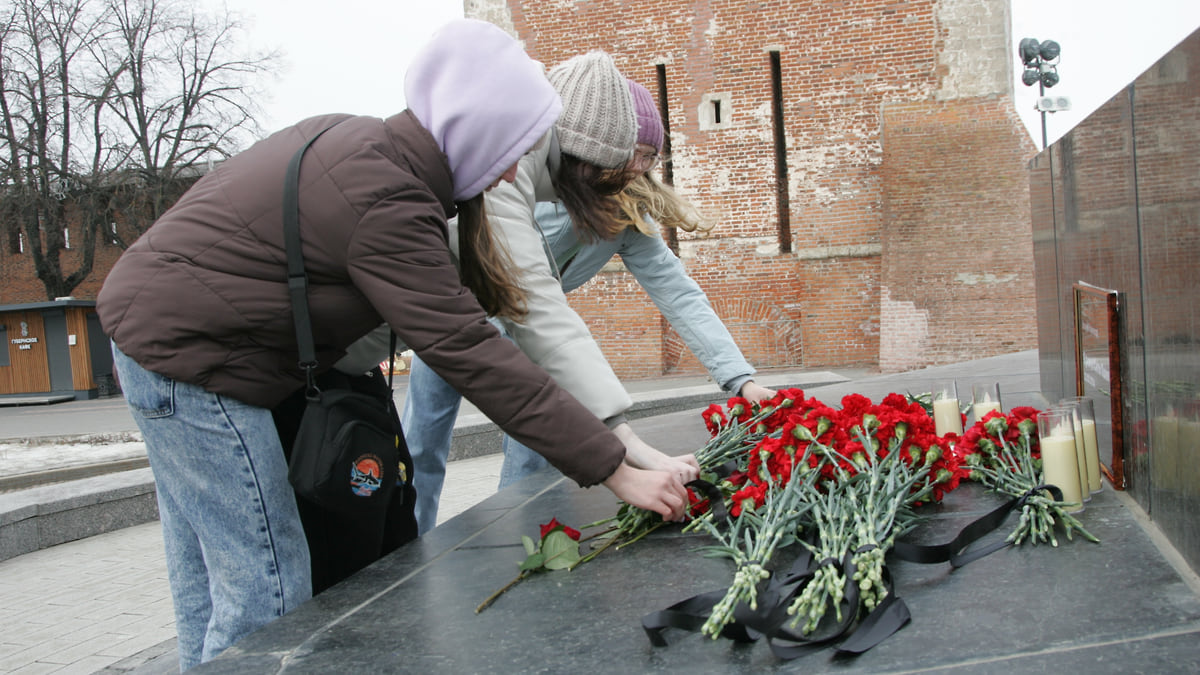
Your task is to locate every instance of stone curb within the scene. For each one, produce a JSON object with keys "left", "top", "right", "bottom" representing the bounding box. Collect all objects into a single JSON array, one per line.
[
  {"left": 0, "top": 468, "right": 158, "bottom": 563},
  {"left": 0, "top": 457, "right": 151, "bottom": 494}
]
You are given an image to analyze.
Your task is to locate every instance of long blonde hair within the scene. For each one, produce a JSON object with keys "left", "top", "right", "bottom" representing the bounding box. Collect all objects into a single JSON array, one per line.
[
  {"left": 613, "top": 173, "right": 714, "bottom": 237},
  {"left": 553, "top": 153, "right": 635, "bottom": 242}
]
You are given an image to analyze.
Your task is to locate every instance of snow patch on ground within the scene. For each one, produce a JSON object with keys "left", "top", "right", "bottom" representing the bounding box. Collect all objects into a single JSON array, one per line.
[{"left": 0, "top": 440, "right": 146, "bottom": 477}]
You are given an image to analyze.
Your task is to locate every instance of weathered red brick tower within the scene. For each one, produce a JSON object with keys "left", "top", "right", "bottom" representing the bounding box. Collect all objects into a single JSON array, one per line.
[{"left": 466, "top": 0, "right": 1039, "bottom": 376}]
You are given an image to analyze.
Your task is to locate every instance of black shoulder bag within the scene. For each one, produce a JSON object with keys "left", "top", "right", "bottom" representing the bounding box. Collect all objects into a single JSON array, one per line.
[{"left": 282, "top": 126, "right": 404, "bottom": 518}]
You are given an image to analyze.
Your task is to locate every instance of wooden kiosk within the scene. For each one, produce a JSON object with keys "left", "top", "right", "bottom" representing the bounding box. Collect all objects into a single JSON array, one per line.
[{"left": 0, "top": 299, "right": 113, "bottom": 403}]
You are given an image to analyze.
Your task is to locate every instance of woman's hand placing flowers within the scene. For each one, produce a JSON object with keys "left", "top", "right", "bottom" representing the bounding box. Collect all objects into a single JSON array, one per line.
[
  {"left": 739, "top": 380, "right": 776, "bottom": 405},
  {"left": 602, "top": 462, "right": 689, "bottom": 522},
  {"left": 613, "top": 422, "right": 701, "bottom": 485}
]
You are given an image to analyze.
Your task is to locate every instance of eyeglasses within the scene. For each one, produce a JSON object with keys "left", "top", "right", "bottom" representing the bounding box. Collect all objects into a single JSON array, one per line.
[{"left": 631, "top": 150, "right": 660, "bottom": 173}]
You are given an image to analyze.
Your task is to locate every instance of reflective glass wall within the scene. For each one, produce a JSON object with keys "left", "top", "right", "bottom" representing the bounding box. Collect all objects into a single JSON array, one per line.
[{"left": 1033, "top": 28, "right": 1200, "bottom": 572}]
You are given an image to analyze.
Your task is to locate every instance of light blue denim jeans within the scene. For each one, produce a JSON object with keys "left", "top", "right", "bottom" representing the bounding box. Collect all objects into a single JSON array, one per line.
[
  {"left": 402, "top": 348, "right": 559, "bottom": 533},
  {"left": 498, "top": 435, "right": 550, "bottom": 488},
  {"left": 112, "top": 345, "right": 311, "bottom": 671},
  {"left": 400, "top": 354, "right": 463, "bottom": 535}
]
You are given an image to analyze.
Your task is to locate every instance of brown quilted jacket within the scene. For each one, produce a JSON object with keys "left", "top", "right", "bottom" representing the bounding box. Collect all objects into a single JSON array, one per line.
[{"left": 97, "top": 111, "right": 623, "bottom": 486}]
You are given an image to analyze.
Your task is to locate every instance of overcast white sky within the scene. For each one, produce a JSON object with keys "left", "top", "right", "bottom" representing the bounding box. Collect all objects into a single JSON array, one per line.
[
  {"left": 212, "top": 0, "right": 465, "bottom": 135},
  {"left": 1011, "top": 0, "right": 1200, "bottom": 147},
  {"left": 217, "top": 0, "right": 1200, "bottom": 148}
]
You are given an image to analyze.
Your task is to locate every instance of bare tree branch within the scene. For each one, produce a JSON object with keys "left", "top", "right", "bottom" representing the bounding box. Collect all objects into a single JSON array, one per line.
[{"left": 0, "top": 0, "right": 276, "bottom": 299}]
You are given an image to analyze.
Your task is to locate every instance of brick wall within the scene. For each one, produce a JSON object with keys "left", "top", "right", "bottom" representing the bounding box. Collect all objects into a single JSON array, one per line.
[
  {"left": 1, "top": 189, "right": 190, "bottom": 306},
  {"left": 468, "top": 0, "right": 1039, "bottom": 378},
  {"left": 0, "top": 229, "right": 123, "bottom": 304},
  {"left": 879, "top": 97, "right": 1039, "bottom": 370}
]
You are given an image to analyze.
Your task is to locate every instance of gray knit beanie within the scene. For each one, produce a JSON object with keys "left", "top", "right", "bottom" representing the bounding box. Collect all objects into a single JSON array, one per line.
[{"left": 547, "top": 51, "right": 636, "bottom": 169}]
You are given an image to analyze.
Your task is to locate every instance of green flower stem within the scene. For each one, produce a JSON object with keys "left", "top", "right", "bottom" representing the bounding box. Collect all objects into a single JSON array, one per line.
[
  {"left": 617, "top": 521, "right": 667, "bottom": 548},
  {"left": 788, "top": 489, "right": 851, "bottom": 632},
  {"left": 785, "top": 431, "right": 937, "bottom": 633},
  {"left": 695, "top": 400, "right": 789, "bottom": 471},
  {"left": 577, "top": 526, "right": 618, "bottom": 545},
  {"left": 693, "top": 454, "right": 818, "bottom": 638},
  {"left": 475, "top": 570, "right": 530, "bottom": 613},
  {"left": 970, "top": 432, "right": 1100, "bottom": 546},
  {"left": 571, "top": 520, "right": 670, "bottom": 571},
  {"left": 579, "top": 516, "right": 617, "bottom": 530},
  {"left": 571, "top": 533, "right": 620, "bottom": 569}
]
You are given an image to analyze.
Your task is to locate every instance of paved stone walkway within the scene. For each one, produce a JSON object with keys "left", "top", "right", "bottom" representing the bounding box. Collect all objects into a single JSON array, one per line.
[{"left": 0, "top": 453, "right": 505, "bottom": 674}]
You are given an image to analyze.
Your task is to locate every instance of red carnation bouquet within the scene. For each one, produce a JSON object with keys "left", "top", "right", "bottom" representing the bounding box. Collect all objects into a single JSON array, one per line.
[
  {"left": 953, "top": 407, "right": 1098, "bottom": 546},
  {"left": 685, "top": 389, "right": 965, "bottom": 637}
]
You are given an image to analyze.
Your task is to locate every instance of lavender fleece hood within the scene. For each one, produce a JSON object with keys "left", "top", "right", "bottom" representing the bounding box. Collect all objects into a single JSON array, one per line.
[{"left": 405, "top": 19, "right": 562, "bottom": 201}]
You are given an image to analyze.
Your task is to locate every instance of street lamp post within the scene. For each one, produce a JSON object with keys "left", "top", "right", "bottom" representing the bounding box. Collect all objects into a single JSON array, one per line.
[{"left": 1019, "top": 38, "right": 1063, "bottom": 150}]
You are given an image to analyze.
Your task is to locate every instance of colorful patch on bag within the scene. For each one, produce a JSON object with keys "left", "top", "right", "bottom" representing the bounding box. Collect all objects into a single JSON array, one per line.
[
  {"left": 397, "top": 460, "right": 408, "bottom": 486},
  {"left": 349, "top": 454, "right": 384, "bottom": 497}
]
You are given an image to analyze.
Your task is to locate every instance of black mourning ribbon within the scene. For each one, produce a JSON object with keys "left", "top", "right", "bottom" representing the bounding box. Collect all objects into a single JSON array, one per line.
[
  {"left": 684, "top": 476, "right": 728, "bottom": 523},
  {"left": 642, "top": 481, "right": 1066, "bottom": 659},
  {"left": 641, "top": 535, "right": 911, "bottom": 659},
  {"left": 891, "top": 483, "right": 1064, "bottom": 568}
]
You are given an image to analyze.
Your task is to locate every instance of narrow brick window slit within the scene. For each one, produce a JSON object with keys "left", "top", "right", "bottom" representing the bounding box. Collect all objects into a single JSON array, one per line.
[
  {"left": 770, "top": 49, "right": 791, "bottom": 253},
  {"left": 654, "top": 63, "right": 679, "bottom": 255}
]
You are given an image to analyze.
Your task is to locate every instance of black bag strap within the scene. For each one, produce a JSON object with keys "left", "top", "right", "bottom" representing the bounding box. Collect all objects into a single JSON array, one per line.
[
  {"left": 284, "top": 124, "right": 338, "bottom": 395},
  {"left": 386, "top": 331, "right": 397, "bottom": 390},
  {"left": 282, "top": 122, "right": 396, "bottom": 397}
]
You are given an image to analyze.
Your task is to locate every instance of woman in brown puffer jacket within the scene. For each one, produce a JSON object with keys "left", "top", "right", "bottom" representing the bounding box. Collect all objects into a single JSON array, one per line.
[{"left": 96, "top": 19, "right": 689, "bottom": 671}]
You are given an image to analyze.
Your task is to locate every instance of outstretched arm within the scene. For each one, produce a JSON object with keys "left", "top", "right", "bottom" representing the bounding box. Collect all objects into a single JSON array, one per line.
[
  {"left": 618, "top": 222, "right": 761, "bottom": 396},
  {"left": 478, "top": 152, "right": 633, "bottom": 423}
]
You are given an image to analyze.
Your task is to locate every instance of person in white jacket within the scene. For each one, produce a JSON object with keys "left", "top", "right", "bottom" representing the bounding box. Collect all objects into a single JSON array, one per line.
[{"left": 402, "top": 74, "right": 774, "bottom": 533}]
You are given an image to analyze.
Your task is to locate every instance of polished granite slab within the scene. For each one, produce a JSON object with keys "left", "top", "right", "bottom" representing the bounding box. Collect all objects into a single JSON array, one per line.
[{"left": 196, "top": 398, "right": 1200, "bottom": 673}]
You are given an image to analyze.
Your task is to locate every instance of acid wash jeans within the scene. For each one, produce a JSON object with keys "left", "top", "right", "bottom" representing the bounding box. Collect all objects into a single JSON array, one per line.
[{"left": 112, "top": 345, "right": 310, "bottom": 670}]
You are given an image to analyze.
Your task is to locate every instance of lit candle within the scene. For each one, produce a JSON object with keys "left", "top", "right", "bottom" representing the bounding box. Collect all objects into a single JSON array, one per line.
[
  {"left": 972, "top": 394, "right": 1002, "bottom": 424},
  {"left": 1066, "top": 407, "right": 1091, "bottom": 502},
  {"left": 1062, "top": 397, "right": 1103, "bottom": 493},
  {"left": 971, "top": 383, "right": 1003, "bottom": 425},
  {"left": 934, "top": 397, "right": 963, "bottom": 436},
  {"left": 1041, "top": 432, "right": 1084, "bottom": 509},
  {"left": 1038, "top": 411, "right": 1084, "bottom": 511},
  {"left": 933, "top": 382, "right": 963, "bottom": 437}
]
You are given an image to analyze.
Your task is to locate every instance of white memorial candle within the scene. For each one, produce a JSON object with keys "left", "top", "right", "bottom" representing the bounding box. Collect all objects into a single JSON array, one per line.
[
  {"left": 1040, "top": 428, "right": 1084, "bottom": 510},
  {"left": 934, "top": 398, "right": 963, "bottom": 436},
  {"left": 971, "top": 383, "right": 1003, "bottom": 425},
  {"left": 972, "top": 395, "right": 1002, "bottom": 424}
]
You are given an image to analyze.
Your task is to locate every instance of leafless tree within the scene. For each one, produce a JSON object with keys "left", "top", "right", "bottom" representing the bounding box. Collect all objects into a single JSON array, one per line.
[
  {"left": 0, "top": 0, "right": 97, "bottom": 299},
  {"left": 0, "top": 0, "right": 275, "bottom": 299}
]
